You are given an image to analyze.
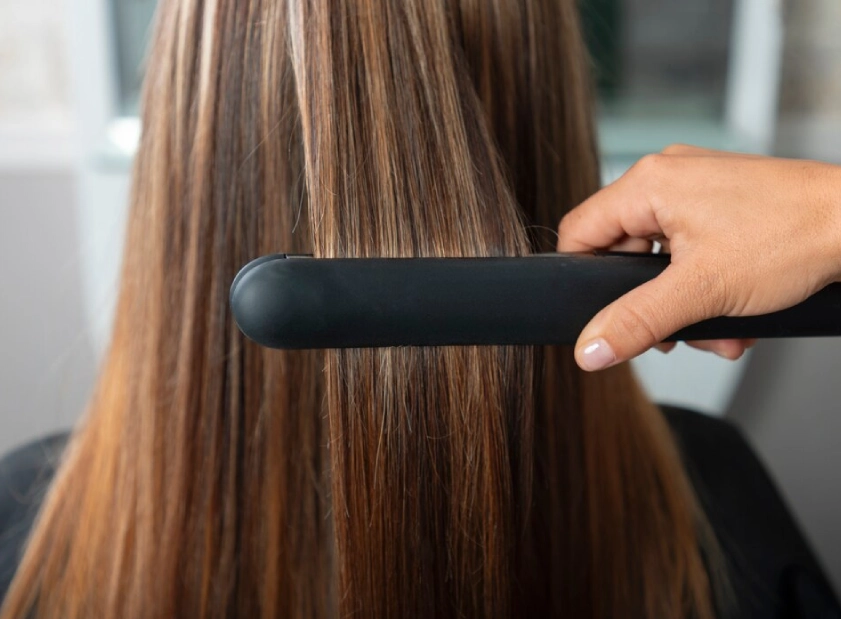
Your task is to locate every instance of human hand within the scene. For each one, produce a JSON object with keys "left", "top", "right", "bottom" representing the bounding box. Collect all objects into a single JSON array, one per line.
[{"left": 557, "top": 145, "right": 841, "bottom": 371}]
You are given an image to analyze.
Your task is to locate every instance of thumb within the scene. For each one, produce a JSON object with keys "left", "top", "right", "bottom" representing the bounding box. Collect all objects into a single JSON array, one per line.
[{"left": 574, "top": 264, "right": 721, "bottom": 371}]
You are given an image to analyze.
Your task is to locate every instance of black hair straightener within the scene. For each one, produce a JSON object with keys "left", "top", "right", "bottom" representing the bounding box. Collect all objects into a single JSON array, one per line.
[{"left": 229, "top": 252, "right": 841, "bottom": 349}]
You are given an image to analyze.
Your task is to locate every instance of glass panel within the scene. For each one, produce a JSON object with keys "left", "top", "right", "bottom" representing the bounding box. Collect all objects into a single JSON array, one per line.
[
  {"left": 112, "top": 0, "right": 157, "bottom": 115},
  {"left": 582, "top": 0, "right": 735, "bottom": 121}
]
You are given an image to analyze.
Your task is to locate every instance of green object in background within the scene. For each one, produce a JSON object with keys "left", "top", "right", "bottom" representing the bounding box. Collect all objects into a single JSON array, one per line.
[{"left": 580, "top": 0, "right": 622, "bottom": 101}]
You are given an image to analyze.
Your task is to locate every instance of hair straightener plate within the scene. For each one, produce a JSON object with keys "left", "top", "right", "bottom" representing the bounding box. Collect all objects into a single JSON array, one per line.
[{"left": 229, "top": 252, "right": 841, "bottom": 349}]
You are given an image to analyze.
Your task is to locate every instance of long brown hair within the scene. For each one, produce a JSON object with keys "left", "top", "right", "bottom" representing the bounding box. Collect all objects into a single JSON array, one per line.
[{"left": 2, "top": 0, "right": 722, "bottom": 616}]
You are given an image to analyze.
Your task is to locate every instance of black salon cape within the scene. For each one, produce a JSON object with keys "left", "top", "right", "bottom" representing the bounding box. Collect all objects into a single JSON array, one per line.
[{"left": 0, "top": 407, "right": 839, "bottom": 618}]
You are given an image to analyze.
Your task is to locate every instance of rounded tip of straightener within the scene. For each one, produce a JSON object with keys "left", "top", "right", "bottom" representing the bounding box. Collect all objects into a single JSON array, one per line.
[{"left": 230, "top": 254, "right": 301, "bottom": 349}]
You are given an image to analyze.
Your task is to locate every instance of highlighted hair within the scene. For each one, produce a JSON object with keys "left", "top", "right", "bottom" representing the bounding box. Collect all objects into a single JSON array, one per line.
[{"left": 2, "top": 0, "right": 722, "bottom": 617}]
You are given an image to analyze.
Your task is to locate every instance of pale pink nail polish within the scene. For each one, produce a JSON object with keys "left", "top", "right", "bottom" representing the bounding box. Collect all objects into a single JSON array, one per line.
[{"left": 579, "top": 338, "right": 616, "bottom": 371}]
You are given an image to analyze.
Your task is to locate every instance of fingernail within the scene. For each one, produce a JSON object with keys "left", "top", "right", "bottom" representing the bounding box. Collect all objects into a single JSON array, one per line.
[{"left": 579, "top": 338, "right": 617, "bottom": 371}]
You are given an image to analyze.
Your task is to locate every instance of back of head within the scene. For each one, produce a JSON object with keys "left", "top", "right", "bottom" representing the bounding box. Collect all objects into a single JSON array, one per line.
[{"left": 1, "top": 0, "right": 721, "bottom": 617}]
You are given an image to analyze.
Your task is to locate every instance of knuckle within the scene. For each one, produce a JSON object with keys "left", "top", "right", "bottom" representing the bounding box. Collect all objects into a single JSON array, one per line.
[
  {"left": 556, "top": 214, "right": 577, "bottom": 247},
  {"left": 557, "top": 213, "right": 571, "bottom": 236},
  {"left": 661, "top": 143, "right": 691, "bottom": 155},
  {"left": 629, "top": 154, "right": 675, "bottom": 215},
  {"left": 631, "top": 153, "right": 667, "bottom": 179},
  {"left": 610, "top": 302, "right": 664, "bottom": 350}
]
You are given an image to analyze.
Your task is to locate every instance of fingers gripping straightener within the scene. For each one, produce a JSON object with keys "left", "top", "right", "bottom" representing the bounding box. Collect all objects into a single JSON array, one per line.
[{"left": 229, "top": 252, "right": 841, "bottom": 349}]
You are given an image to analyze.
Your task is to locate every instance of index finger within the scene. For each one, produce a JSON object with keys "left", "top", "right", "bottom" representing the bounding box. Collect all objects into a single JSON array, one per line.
[{"left": 556, "top": 158, "right": 668, "bottom": 252}]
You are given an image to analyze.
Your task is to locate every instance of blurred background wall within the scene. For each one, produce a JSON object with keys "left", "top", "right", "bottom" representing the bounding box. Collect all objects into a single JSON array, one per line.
[
  {"left": 0, "top": 0, "right": 95, "bottom": 451},
  {"left": 728, "top": 0, "right": 841, "bottom": 591},
  {"left": 0, "top": 0, "right": 839, "bottom": 592}
]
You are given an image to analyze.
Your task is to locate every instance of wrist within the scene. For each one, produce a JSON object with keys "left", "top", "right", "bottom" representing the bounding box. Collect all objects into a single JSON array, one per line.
[
  {"left": 807, "top": 161, "right": 841, "bottom": 285},
  {"left": 828, "top": 164, "right": 841, "bottom": 283}
]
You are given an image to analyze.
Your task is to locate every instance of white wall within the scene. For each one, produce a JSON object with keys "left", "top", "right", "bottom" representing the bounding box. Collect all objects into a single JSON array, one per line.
[
  {"left": 0, "top": 0, "right": 87, "bottom": 453},
  {"left": 0, "top": 174, "right": 97, "bottom": 454}
]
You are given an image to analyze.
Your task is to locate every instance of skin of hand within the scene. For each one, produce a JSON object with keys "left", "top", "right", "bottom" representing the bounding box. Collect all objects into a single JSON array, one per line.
[{"left": 557, "top": 144, "right": 841, "bottom": 372}]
